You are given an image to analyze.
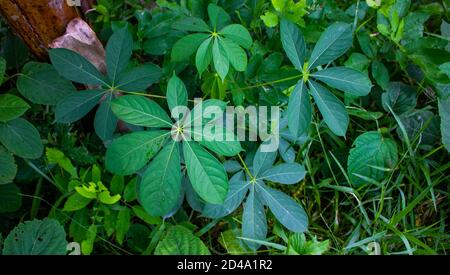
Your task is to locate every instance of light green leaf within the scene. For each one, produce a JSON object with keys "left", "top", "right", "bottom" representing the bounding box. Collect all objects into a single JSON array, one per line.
[
  {"left": 105, "top": 130, "right": 169, "bottom": 176},
  {"left": 220, "top": 38, "right": 247, "bottom": 72},
  {"left": 0, "top": 94, "right": 30, "bottom": 122},
  {"left": 261, "top": 12, "right": 279, "bottom": 28},
  {"left": 49, "top": 48, "right": 108, "bottom": 86},
  {"left": 280, "top": 19, "right": 306, "bottom": 70},
  {"left": 17, "top": 62, "right": 76, "bottom": 105},
  {"left": 2, "top": 219, "right": 68, "bottom": 255},
  {"left": 287, "top": 81, "right": 311, "bottom": 138},
  {"left": 98, "top": 191, "right": 121, "bottom": 205},
  {"left": 308, "top": 23, "right": 353, "bottom": 69},
  {"left": 0, "top": 184, "right": 21, "bottom": 213},
  {"left": 111, "top": 95, "right": 172, "bottom": 128},
  {"left": 171, "top": 33, "right": 210, "bottom": 62},
  {"left": 309, "top": 80, "right": 349, "bottom": 137},
  {"left": 220, "top": 24, "right": 253, "bottom": 49},
  {"left": 63, "top": 193, "right": 92, "bottom": 212},
  {"left": 348, "top": 131, "right": 398, "bottom": 186},
  {"left": 311, "top": 67, "right": 372, "bottom": 97},
  {"left": 212, "top": 38, "right": 229, "bottom": 81},
  {"left": 0, "top": 118, "right": 43, "bottom": 159},
  {"left": 257, "top": 184, "right": 308, "bottom": 233},
  {"left": 155, "top": 225, "right": 210, "bottom": 255},
  {"left": 46, "top": 147, "right": 77, "bottom": 178},
  {"left": 167, "top": 73, "right": 188, "bottom": 112},
  {"left": 116, "top": 64, "right": 162, "bottom": 91},
  {"left": 94, "top": 93, "right": 117, "bottom": 141},
  {"left": 183, "top": 141, "right": 228, "bottom": 204},
  {"left": 106, "top": 27, "right": 133, "bottom": 84},
  {"left": 196, "top": 37, "right": 213, "bottom": 75},
  {"left": 56, "top": 90, "right": 105, "bottom": 123},
  {"left": 140, "top": 141, "right": 182, "bottom": 216},
  {"left": 0, "top": 146, "right": 17, "bottom": 185},
  {"left": 439, "top": 98, "right": 450, "bottom": 153}
]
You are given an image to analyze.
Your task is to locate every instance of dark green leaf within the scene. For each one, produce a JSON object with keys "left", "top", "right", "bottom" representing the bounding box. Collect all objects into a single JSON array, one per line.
[
  {"left": 106, "top": 27, "right": 133, "bottom": 84},
  {"left": 56, "top": 90, "right": 105, "bottom": 123},
  {"left": 280, "top": 19, "right": 306, "bottom": 70},
  {"left": 0, "top": 118, "right": 43, "bottom": 159},
  {"left": 311, "top": 67, "right": 372, "bottom": 96},
  {"left": 287, "top": 81, "right": 311, "bottom": 138},
  {"left": 0, "top": 94, "right": 30, "bottom": 122},
  {"left": 171, "top": 33, "right": 210, "bottom": 62}
]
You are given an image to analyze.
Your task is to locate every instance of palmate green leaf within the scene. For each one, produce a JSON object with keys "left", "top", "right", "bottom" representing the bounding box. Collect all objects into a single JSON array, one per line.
[
  {"left": 212, "top": 38, "right": 230, "bottom": 81},
  {"left": 0, "top": 94, "right": 30, "bottom": 122},
  {"left": 3, "top": 218, "right": 68, "bottom": 255},
  {"left": 311, "top": 67, "right": 372, "bottom": 97},
  {"left": 171, "top": 33, "right": 210, "bottom": 62},
  {"left": 242, "top": 185, "right": 267, "bottom": 251},
  {"left": 172, "top": 17, "right": 211, "bottom": 33},
  {"left": 438, "top": 98, "right": 450, "bottom": 153},
  {"left": 0, "top": 118, "right": 43, "bottom": 159},
  {"left": 116, "top": 64, "right": 162, "bottom": 91},
  {"left": 49, "top": 48, "right": 108, "bottom": 86},
  {"left": 220, "top": 37, "right": 247, "bottom": 72},
  {"left": 259, "top": 163, "right": 306, "bottom": 184},
  {"left": 309, "top": 80, "right": 349, "bottom": 137},
  {"left": 111, "top": 95, "right": 172, "bottom": 128},
  {"left": 0, "top": 184, "right": 22, "bottom": 213},
  {"left": 17, "top": 62, "right": 76, "bottom": 105},
  {"left": 202, "top": 172, "right": 249, "bottom": 218},
  {"left": 105, "top": 130, "right": 169, "bottom": 175},
  {"left": 167, "top": 73, "right": 188, "bottom": 112},
  {"left": 155, "top": 225, "right": 210, "bottom": 255},
  {"left": 196, "top": 37, "right": 214, "bottom": 75},
  {"left": 381, "top": 82, "right": 417, "bottom": 115},
  {"left": 220, "top": 24, "right": 253, "bottom": 49},
  {"left": 348, "top": 131, "right": 398, "bottom": 187},
  {"left": 56, "top": 90, "right": 105, "bottom": 123},
  {"left": 253, "top": 146, "right": 277, "bottom": 177},
  {"left": 94, "top": 93, "right": 117, "bottom": 141},
  {"left": 256, "top": 184, "right": 308, "bottom": 233},
  {"left": 208, "top": 3, "right": 231, "bottom": 31},
  {"left": 106, "top": 27, "right": 133, "bottom": 84},
  {"left": 0, "top": 146, "right": 17, "bottom": 185},
  {"left": 280, "top": 19, "right": 306, "bottom": 71},
  {"left": 195, "top": 127, "right": 243, "bottom": 157},
  {"left": 308, "top": 22, "right": 353, "bottom": 70},
  {"left": 183, "top": 141, "right": 228, "bottom": 204},
  {"left": 140, "top": 141, "right": 182, "bottom": 216},
  {"left": 287, "top": 81, "right": 311, "bottom": 138}
]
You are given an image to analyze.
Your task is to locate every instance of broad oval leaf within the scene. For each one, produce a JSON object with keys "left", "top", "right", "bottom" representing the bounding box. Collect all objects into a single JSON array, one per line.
[
  {"left": 381, "top": 82, "right": 417, "bottom": 115},
  {"left": 0, "top": 183, "right": 21, "bottom": 213},
  {"left": 242, "top": 186, "right": 267, "bottom": 251},
  {"left": 49, "top": 48, "right": 108, "bottom": 86},
  {"left": 348, "top": 131, "right": 398, "bottom": 187},
  {"left": 155, "top": 225, "right": 210, "bottom": 255},
  {"left": 308, "top": 22, "right": 353, "bottom": 69},
  {"left": 140, "top": 141, "right": 182, "bottom": 216},
  {"left": 287, "top": 81, "right": 312, "bottom": 138},
  {"left": 439, "top": 98, "right": 450, "bottom": 153},
  {"left": 196, "top": 37, "right": 213, "bottom": 75},
  {"left": 111, "top": 95, "right": 172, "bottom": 128},
  {"left": 106, "top": 27, "right": 133, "bottom": 84},
  {"left": 220, "top": 24, "right": 253, "bottom": 49},
  {"left": 0, "top": 118, "right": 43, "bottom": 159},
  {"left": 171, "top": 33, "right": 210, "bottom": 62},
  {"left": 56, "top": 90, "right": 105, "bottom": 123},
  {"left": 280, "top": 19, "right": 306, "bottom": 70},
  {"left": 220, "top": 37, "right": 247, "bottom": 72},
  {"left": 0, "top": 94, "right": 30, "bottom": 122},
  {"left": 259, "top": 163, "right": 306, "bottom": 184},
  {"left": 311, "top": 67, "right": 372, "bottom": 97},
  {"left": 116, "top": 64, "right": 162, "bottom": 91},
  {"left": 257, "top": 184, "right": 308, "bottom": 233},
  {"left": 167, "top": 73, "right": 188, "bottom": 112},
  {"left": 105, "top": 130, "right": 169, "bottom": 175},
  {"left": 212, "top": 38, "right": 230, "bottom": 81},
  {"left": 3, "top": 218, "right": 68, "bottom": 255},
  {"left": 183, "top": 141, "right": 228, "bottom": 204},
  {"left": 17, "top": 62, "right": 76, "bottom": 105},
  {"left": 0, "top": 145, "right": 17, "bottom": 185},
  {"left": 309, "top": 80, "right": 349, "bottom": 137},
  {"left": 202, "top": 172, "right": 249, "bottom": 218}
]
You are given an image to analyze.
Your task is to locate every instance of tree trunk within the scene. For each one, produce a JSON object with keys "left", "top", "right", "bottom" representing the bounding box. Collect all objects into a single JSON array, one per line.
[{"left": 0, "top": 0, "right": 79, "bottom": 60}]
